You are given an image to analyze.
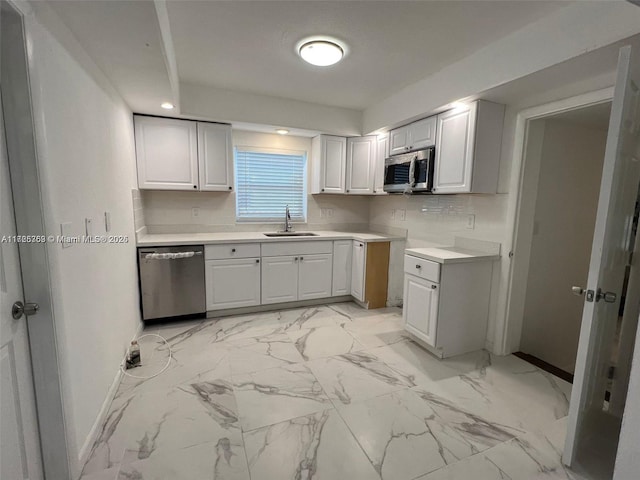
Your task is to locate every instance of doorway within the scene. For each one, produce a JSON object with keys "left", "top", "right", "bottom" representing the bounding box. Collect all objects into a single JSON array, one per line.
[{"left": 517, "top": 102, "right": 612, "bottom": 380}]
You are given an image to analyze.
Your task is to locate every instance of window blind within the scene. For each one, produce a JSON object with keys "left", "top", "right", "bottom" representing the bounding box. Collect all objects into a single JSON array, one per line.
[{"left": 235, "top": 147, "right": 307, "bottom": 222}]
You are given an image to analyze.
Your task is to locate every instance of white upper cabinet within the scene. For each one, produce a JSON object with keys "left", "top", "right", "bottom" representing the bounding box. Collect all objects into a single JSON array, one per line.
[
  {"left": 135, "top": 116, "right": 199, "bottom": 190},
  {"left": 408, "top": 116, "right": 437, "bottom": 150},
  {"left": 373, "top": 134, "right": 388, "bottom": 195},
  {"left": 311, "top": 135, "right": 346, "bottom": 194},
  {"left": 134, "top": 115, "right": 232, "bottom": 192},
  {"left": 389, "top": 116, "right": 436, "bottom": 155},
  {"left": 433, "top": 100, "right": 504, "bottom": 194},
  {"left": 197, "top": 122, "right": 233, "bottom": 192},
  {"left": 389, "top": 126, "right": 411, "bottom": 156},
  {"left": 346, "top": 136, "right": 376, "bottom": 195}
]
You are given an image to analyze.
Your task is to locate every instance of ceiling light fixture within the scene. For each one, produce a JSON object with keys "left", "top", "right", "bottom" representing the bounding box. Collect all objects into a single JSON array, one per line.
[
  {"left": 275, "top": 128, "right": 289, "bottom": 135},
  {"left": 161, "top": 102, "right": 174, "bottom": 110},
  {"left": 298, "top": 40, "right": 344, "bottom": 67}
]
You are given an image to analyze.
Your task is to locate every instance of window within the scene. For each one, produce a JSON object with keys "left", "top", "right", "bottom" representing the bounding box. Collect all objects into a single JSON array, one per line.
[{"left": 235, "top": 147, "right": 307, "bottom": 222}]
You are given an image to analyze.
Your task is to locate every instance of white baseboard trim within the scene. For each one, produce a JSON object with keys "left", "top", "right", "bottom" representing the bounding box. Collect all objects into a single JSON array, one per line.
[{"left": 77, "top": 321, "right": 143, "bottom": 474}]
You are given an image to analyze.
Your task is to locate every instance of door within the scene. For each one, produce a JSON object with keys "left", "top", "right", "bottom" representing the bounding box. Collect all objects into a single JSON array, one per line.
[
  {"left": 408, "top": 116, "right": 437, "bottom": 150},
  {"left": 332, "top": 240, "right": 352, "bottom": 296},
  {"left": 134, "top": 116, "right": 199, "bottom": 190},
  {"left": 0, "top": 97, "right": 43, "bottom": 479},
  {"left": 298, "top": 254, "right": 333, "bottom": 300},
  {"left": 403, "top": 274, "right": 439, "bottom": 347},
  {"left": 346, "top": 136, "right": 375, "bottom": 194},
  {"left": 321, "top": 135, "right": 346, "bottom": 193},
  {"left": 373, "top": 134, "right": 388, "bottom": 195},
  {"left": 433, "top": 103, "right": 476, "bottom": 194},
  {"left": 205, "top": 258, "right": 261, "bottom": 310},
  {"left": 389, "top": 125, "right": 410, "bottom": 155},
  {"left": 261, "top": 256, "right": 298, "bottom": 304},
  {"left": 351, "top": 241, "right": 365, "bottom": 302},
  {"left": 564, "top": 45, "right": 640, "bottom": 476},
  {"left": 198, "top": 122, "right": 233, "bottom": 192}
]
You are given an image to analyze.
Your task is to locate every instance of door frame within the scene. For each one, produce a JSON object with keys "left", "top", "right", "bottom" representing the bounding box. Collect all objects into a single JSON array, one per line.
[
  {"left": 500, "top": 87, "right": 614, "bottom": 355},
  {"left": 1, "top": 1, "right": 70, "bottom": 478}
]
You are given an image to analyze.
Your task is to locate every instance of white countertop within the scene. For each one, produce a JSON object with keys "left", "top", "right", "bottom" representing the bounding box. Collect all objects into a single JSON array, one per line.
[
  {"left": 405, "top": 247, "right": 501, "bottom": 264},
  {"left": 137, "top": 230, "right": 405, "bottom": 247}
]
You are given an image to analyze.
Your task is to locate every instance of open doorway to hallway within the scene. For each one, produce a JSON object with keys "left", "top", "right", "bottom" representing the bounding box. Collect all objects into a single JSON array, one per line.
[{"left": 516, "top": 102, "right": 611, "bottom": 382}]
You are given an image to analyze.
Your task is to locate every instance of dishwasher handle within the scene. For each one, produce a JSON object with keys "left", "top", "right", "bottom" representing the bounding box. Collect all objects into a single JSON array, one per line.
[{"left": 144, "top": 251, "right": 203, "bottom": 260}]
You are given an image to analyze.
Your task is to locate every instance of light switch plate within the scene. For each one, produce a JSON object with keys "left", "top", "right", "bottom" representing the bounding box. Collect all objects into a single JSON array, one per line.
[
  {"left": 191, "top": 207, "right": 200, "bottom": 218},
  {"left": 104, "top": 212, "right": 111, "bottom": 232},
  {"left": 85, "top": 218, "right": 93, "bottom": 236},
  {"left": 61, "top": 222, "right": 73, "bottom": 249},
  {"left": 397, "top": 209, "right": 406, "bottom": 221}
]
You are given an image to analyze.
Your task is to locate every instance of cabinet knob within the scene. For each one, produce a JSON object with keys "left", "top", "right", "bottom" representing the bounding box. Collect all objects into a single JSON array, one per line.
[
  {"left": 193, "top": 185, "right": 197, "bottom": 189},
  {"left": 300, "top": 257, "right": 304, "bottom": 261},
  {"left": 229, "top": 186, "right": 232, "bottom": 190},
  {"left": 256, "top": 259, "right": 260, "bottom": 264},
  {"left": 294, "top": 257, "right": 298, "bottom": 261},
  {"left": 346, "top": 189, "right": 350, "bottom": 193},
  {"left": 415, "top": 264, "right": 421, "bottom": 269},
  {"left": 431, "top": 285, "right": 437, "bottom": 290},
  {"left": 231, "top": 248, "right": 236, "bottom": 253},
  {"left": 321, "top": 188, "right": 325, "bottom": 192}
]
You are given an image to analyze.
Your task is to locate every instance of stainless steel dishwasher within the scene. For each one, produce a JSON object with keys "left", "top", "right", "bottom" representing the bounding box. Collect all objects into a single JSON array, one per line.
[{"left": 138, "top": 245, "right": 206, "bottom": 321}]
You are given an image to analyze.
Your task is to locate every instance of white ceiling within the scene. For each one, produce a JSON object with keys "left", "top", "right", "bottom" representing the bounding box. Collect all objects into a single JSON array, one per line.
[
  {"left": 165, "top": 1, "right": 568, "bottom": 110},
  {"left": 49, "top": 0, "right": 569, "bottom": 115}
]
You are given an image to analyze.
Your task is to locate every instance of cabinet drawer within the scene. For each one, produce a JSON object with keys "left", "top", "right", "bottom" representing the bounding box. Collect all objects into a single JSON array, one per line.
[
  {"left": 404, "top": 255, "right": 440, "bottom": 282},
  {"left": 261, "top": 241, "right": 332, "bottom": 257},
  {"left": 205, "top": 243, "right": 261, "bottom": 260}
]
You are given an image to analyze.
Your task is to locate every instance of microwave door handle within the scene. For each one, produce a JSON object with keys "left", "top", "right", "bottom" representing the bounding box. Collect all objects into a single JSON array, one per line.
[{"left": 409, "top": 157, "right": 417, "bottom": 187}]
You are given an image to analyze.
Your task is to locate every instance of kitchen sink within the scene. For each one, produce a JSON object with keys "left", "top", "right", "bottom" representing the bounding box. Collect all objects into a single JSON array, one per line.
[{"left": 263, "top": 232, "right": 318, "bottom": 237}]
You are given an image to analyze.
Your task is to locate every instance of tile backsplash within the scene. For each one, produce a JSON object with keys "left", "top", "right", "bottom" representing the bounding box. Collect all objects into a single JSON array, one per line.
[{"left": 141, "top": 190, "right": 371, "bottom": 234}]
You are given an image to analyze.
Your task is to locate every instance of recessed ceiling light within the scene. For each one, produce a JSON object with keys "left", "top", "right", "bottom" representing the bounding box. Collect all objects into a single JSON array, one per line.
[
  {"left": 299, "top": 40, "right": 344, "bottom": 67},
  {"left": 161, "top": 102, "right": 174, "bottom": 110},
  {"left": 276, "top": 128, "right": 289, "bottom": 135}
]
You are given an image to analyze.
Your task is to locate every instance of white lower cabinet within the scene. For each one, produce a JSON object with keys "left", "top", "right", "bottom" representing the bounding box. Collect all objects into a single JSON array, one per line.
[
  {"left": 298, "top": 254, "right": 333, "bottom": 300},
  {"left": 403, "top": 274, "right": 438, "bottom": 347},
  {"left": 261, "top": 256, "right": 299, "bottom": 305},
  {"left": 351, "top": 241, "right": 366, "bottom": 302},
  {"left": 332, "top": 240, "right": 352, "bottom": 296},
  {"left": 206, "top": 258, "right": 261, "bottom": 310},
  {"left": 402, "top": 253, "right": 493, "bottom": 358}
]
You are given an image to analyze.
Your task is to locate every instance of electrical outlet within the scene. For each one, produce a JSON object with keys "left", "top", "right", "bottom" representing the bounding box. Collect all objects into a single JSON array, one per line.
[
  {"left": 85, "top": 218, "right": 93, "bottom": 236},
  {"left": 397, "top": 209, "right": 406, "bottom": 221},
  {"left": 104, "top": 212, "right": 111, "bottom": 232},
  {"left": 191, "top": 207, "right": 200, "bottom": 218},
  {"left": 466, "top": 214, "right": 475, "bottom": 229},
  {"left": 391, "top": 209, "right": 396, "bottom": 219},
  {"left": 327, "top": 208, "right": 333, "bottom": 217}
]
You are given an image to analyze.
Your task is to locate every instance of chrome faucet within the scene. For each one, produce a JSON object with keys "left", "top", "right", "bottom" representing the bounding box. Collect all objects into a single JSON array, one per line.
[{"left": 283, "top": 205, "right": 293, "bottom": 233}]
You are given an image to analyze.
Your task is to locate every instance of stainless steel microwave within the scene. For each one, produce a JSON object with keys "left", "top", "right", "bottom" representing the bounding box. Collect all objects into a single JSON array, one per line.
[{"left": 383, "top": 147, "right": 435, "bottom": 194}]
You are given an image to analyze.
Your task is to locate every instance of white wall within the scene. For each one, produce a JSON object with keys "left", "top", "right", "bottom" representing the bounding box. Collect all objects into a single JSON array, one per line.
[
  {"left": 362, "top": 1, "right": 640, "bottom": 133},
  {"left": 142, "top": 130, "right": 371, "bottom": 233},
  {"left": 25, "top": 4, "right": 141, "bottom": 476},
  {"left": 520, "top": 119, "right": 607, "bottom": 373},
  {"left": 181, "top": 82, "right": 363, "bottom": 136}
]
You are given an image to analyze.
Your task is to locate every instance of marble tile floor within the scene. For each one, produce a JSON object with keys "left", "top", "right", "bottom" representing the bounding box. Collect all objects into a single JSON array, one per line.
[{"left": 80, "top": 302, "right": 584, "bottom": 480}]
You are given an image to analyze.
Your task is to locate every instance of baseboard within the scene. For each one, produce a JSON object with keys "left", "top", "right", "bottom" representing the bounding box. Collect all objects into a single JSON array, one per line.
[
  {"left": 77, "top": 321, "right": 143, "bottom": 475},
  {"left": 204, "top": 296, "right": 353, "bottom": 318}
]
